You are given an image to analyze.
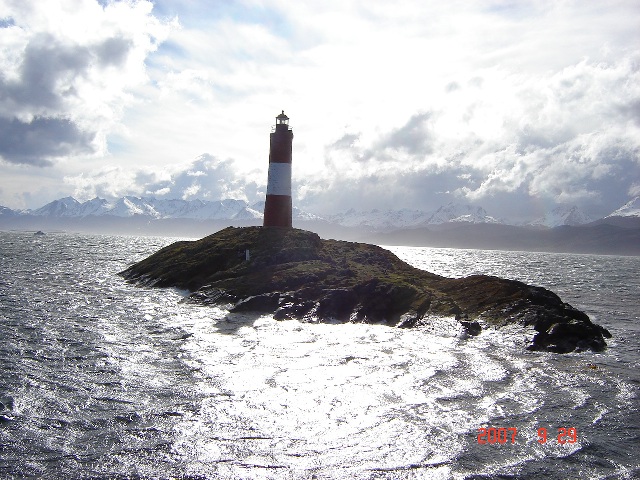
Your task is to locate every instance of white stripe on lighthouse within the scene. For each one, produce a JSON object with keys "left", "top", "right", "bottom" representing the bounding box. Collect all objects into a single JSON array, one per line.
[{"left": 266, "top": 162, "right": 292, "bottom": 196}]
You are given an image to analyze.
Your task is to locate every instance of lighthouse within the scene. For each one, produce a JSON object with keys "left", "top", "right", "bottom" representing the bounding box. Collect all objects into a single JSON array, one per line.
[{"left": 263, "top": 110, "right": 293, "bottom": 227}]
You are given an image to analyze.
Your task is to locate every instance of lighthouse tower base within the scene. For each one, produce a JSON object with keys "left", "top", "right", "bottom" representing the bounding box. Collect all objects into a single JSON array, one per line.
[{"left": 263, "top": 195, "right": 292, "bottom": 228}]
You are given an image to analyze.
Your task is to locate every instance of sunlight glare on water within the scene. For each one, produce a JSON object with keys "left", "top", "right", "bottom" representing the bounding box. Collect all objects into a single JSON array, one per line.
[
  {"left": 0, "top": 233, "right": 638, "bottom": 479},
  {"left": 169, "top": 312, "right": 473, "bottom": 477}
]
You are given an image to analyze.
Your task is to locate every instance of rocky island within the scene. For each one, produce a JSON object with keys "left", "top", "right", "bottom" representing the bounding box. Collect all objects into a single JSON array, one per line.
[{"left": 120, "top": 226, "right": 611, "bottom": 353}]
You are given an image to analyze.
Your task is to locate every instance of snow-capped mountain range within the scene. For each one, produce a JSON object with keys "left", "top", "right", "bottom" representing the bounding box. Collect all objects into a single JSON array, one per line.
[
  {"left": 16, "top": 196, "right": 318, "bottom": 222},
  {"left": 1, "top": 196, "right": 638, "bottom": 231},
  {"left": 28, "top": 196, "right": 265, "bottom": 220},
  {"left": 606, "top": 196, "right": 640, "bottom": 218},
  {"left": 327, "top": 204, "right": 501, "bottom": 231},
  {"left": 530, "top": 205, "right": 595, "bottom": 228},
  {"left": 425, "top": 203, "right": 502, "bottom": 225}
]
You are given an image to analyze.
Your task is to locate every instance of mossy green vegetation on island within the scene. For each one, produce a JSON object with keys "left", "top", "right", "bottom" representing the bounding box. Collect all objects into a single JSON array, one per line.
[{"left": 120, "top": 226, "right": 611, "bottom": 353}]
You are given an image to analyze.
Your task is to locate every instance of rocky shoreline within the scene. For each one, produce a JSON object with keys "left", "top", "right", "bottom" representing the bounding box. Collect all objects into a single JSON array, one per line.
[{"left": 120, "top": 226, "right": 611, "bottom": 353}]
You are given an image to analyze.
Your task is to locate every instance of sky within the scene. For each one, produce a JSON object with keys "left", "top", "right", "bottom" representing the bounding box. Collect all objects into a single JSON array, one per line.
[{"left": 0, "top": 0, "right": 639, "bottom": 222}]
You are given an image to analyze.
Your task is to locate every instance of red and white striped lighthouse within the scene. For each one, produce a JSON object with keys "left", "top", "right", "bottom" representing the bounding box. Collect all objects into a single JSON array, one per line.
[{"left": 263, "top": 110, "right": 293, "bottom": 227}]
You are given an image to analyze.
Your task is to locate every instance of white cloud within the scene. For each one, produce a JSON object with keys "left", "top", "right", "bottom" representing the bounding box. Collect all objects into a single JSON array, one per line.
[
  {"left": 64, "top": 153, "right": 264, "bottom": 204},
  {"left": 64, "top": 165, "right": 143, "bottom": 200},
  {"left": 296, "top": 52, "right": 640, "bottom": 217},
  {"left": 1, "top": 0, "right": 639, "bottom": 221}
]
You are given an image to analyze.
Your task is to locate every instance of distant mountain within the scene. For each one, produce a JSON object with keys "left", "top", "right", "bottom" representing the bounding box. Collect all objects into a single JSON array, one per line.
[
  {"left": 606, "top": 196, "right": 640, "bottom": 218},
  {"left": 7, "top": 197, "right": 503, "bottom": 235},
  {"left": 32, "top": 196, "right": 82, "bottom": 217},
  {"left": 0, "top": 205, "right": 18, "bottom": 217},
  {"left": 74, "top": 197, "right": 111, "bottom": 216},
  {"left": 8, "top": 196, "right": 640, "bottom": 229},
  {"left": 234, "top": 202, "right": 264, "bottom": 220},
  {"left": 30, "top": 196, "right": 249, "bottom": 220},
  {"left": 327, "top": 208, "right": 432, "bottom": 231},
  {"left": 2, "top": 196, "right": 639, "bottom": 254},
  {"left": 326, "top": 203, "right": 501, "bottom": 232},
  {"left": 530, "top": 205, "right": 593, "bottom": 227},
  {"left": 425, "top": 203, "right": 501, "bottom": 225},
  {"left": 591, "top": 196, "right": 640, "bottom": 229},
  {"left": 371, "top": 222, "right": 640, "bottom": 256},
  {"left": 22, "top": 196, "right": 322, "bottom": 222}
]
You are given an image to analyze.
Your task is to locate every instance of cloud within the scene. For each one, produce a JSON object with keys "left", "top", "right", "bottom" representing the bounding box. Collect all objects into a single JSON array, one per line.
[
  {"left": 64, "top": 165, "right": 143, "bottom": 200},
  {"left": 331, "top": 133, "right": 359, "bottom": 150},
  {"left": 460, "top": 58, "right": 640, "bottom": 212},
  {"left": 0, "top": 117, "right": 96, "bottom": 166},
  {"left": 296, "top": 53, "right": 640, "bottom": 218},
  {"left": 1, "top": 33, "right": 91, "bottom": 115},
  {"left": 0, "top": 0, "right": 173, "bottom": 166},
  {"left": 65, "top": 154, "right": 264, "bottom": 203},
  {"left": 144, "top": 154, "right": 262, "bottom": 202},
  {"left": 364, "top": 112, "right": 435, "bottom": 160},
  {"left": 2, "top": 0, "right": 639, "bottom": 220},
  {"left": 58, "top": 46, "right": 640, "bottom": 220}
]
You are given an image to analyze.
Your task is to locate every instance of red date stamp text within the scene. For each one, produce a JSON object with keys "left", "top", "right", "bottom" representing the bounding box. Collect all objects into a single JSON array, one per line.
[{"left": 477, "top": 427, "right": 578, "bottom": 445}]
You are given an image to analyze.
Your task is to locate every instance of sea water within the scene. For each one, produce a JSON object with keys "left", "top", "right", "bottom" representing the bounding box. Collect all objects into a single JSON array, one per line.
[{"left": 0, "top": 231, "right": 638, "bottom": 479}]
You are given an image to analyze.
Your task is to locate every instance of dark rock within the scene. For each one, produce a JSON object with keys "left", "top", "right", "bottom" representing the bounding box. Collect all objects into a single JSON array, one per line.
[
  {"left": 120, "top": 226, "right": 610, "bottom": 353},
  {"left": 183, "top": 288, "right": 237, "bottom": 306},
  {"left": 0, "top": 396, "right": 14, "bottom": 412},
  {"left": 316, "top": 288, "right": 359, "bottom": 321},
  {"left": 461, "top": 320, "right": 482, "bottom": 336},
  {"left": 528, "top": 320, "right": 609, "bottom": 353},
  {"left": 231, "top": 293, "right": 281, "bottom": 313},
  {"left": 274, "top": 300, "right": 316, "bottom": 320},
  {"left": 397, "top": 314, "right": 420, "bottom": 329}
]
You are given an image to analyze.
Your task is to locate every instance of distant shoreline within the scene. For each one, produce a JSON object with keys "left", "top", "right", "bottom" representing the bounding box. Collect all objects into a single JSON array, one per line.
[{"left": 1, "top": 217, "right": 639, "bottom": 256}]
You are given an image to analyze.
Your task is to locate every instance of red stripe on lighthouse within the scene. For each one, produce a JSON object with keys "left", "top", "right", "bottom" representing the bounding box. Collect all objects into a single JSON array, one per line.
[
  {"left": 264, "top": 111, "right": 293, "bottom": 228},
  {"left": 263, "top": 195, "right": 292, "bottom": 227}
]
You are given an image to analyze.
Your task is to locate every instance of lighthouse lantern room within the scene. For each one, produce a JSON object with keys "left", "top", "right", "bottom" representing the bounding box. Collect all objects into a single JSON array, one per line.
[
  {"left": 276, "top": 110, "right": 289, "bottom": 127},
  {"left": 263, "top": 111, "right": 294, "bottom": 227}
]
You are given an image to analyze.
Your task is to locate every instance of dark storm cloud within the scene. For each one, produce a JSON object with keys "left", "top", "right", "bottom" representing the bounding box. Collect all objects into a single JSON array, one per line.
[
  {"left": 1, "top": 33, "right": 91, "bottom": 111},
  {"left": 576, "top": 146, "right": 640, "bottom": 216},
  {"left": 1, "top": 33, "right": 133, "bottom": 111},
  {"left": 0, "top": 33, "right": 134, "bottom": 166},
  {"left": 0, "top": 117, "right": 96, "bottom": 166},
  {"left": 361, "top": 112, "right": 434, "bottom": 161}
]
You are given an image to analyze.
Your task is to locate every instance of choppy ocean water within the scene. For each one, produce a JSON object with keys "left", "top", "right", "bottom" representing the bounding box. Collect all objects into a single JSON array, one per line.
[{"left": 0, "top": 231, "right": 638, "bottom": 479}]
